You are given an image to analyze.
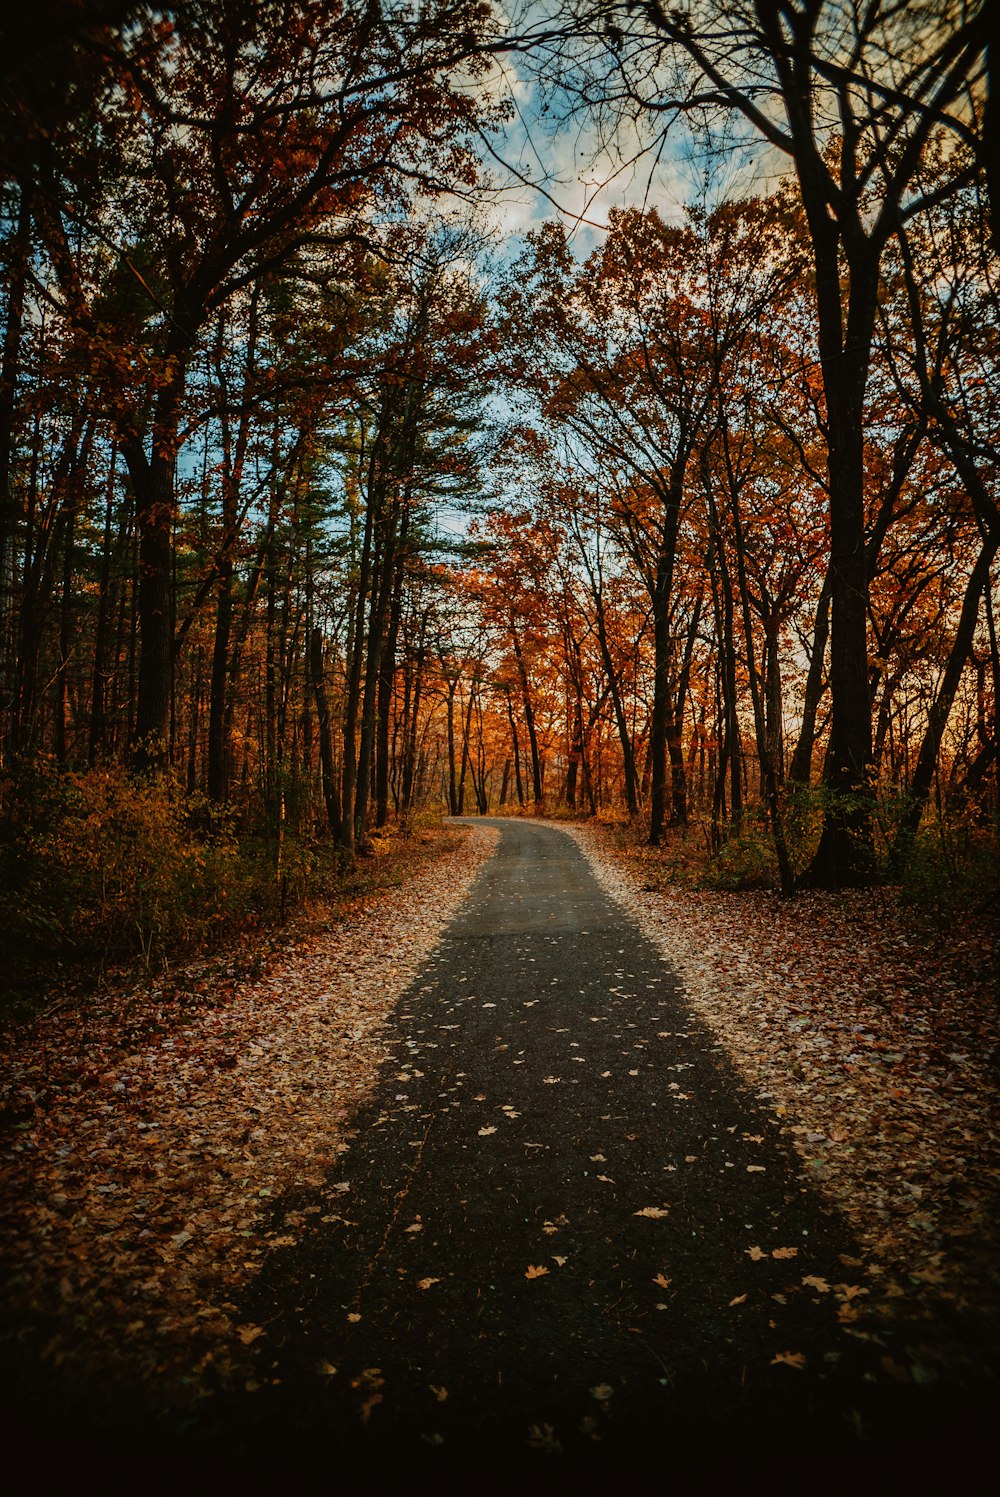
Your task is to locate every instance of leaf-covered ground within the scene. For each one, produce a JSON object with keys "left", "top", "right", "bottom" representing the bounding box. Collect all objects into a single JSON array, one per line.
[
  {"left": 566, "top": 822, "right": 1000, "bottom": 1382},
  {"left": 0, "top": 824, "right": 499, "bottom": 1407},
  {"left": 2, "top": 810, "right": 997, "bottom": 1463}
]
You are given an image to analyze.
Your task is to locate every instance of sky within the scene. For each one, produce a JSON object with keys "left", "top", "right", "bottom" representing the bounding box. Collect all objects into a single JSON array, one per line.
[{"left": 467, "top": 21, "right": 790, "bottom": 263}]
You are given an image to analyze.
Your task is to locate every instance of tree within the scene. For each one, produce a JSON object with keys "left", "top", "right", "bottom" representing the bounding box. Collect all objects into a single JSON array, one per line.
[
  {"left": 7, "top": 0, "right": 500, "bottom": 768},
  {"left": 545, "top": 0, "right": 988, "bottom": 883}
]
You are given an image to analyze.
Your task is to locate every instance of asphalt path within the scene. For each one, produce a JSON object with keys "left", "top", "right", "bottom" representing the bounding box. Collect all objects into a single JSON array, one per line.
[
  {"left": 23, "top": 819, "right": 982, "bottom": 1493},
  {"left": 208, "top": 819, "right": 969, "bottom": 1491}
]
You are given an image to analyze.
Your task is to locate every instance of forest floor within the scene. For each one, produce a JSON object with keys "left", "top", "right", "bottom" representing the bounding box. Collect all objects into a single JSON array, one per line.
[
  {"left": 0, "top": 824, "right": 499, "bottom": 1415},
  {"left": 567, "top": 822, "right": 1000, "bottom": 1383},
  {"left": 1, "top": 815, "right": 998, "bottom": 1492}
]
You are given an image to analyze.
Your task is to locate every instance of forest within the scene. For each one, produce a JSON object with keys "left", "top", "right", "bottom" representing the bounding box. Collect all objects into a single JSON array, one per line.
[{"left": 1, "top": 0, "right": 997, "bottom": 991}]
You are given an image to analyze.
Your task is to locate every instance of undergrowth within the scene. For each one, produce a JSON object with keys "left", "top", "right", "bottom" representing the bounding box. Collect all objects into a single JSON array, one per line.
[
  {"left": 586, "top": 788, "right": 999, "bottom": 925},
  {"left": 0, "top": 763, "right": 439, "bottom": 1019}
]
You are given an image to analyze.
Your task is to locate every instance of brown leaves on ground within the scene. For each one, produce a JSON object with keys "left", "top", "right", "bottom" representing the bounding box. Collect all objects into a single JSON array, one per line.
[
  {"left": 569, "top": 822, "right": 1000, "bottom": 1373},
  {"left": 771, "top": 1351, "right": 807, "bottom": 1370},
  {"left": 0, "top": 823, "right": 499, "bottom": 1409}
]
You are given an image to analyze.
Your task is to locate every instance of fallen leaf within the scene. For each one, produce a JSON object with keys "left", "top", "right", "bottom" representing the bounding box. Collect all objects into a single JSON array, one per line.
[
  {"left": 525, "top": 1264, "right": 550, "bottom": 1279},
  {"left": 416, "top": 1277, "right": 440, "bottom": 1291},
  {"left": 802, "top": 1275, "right": 831, "bottom": 1293},
  {"left": 316, "top": 1359, "right": 338, "bottom": 1376},
  {"left": 527, "top": 1423, "right": 561, "bottom": 1452},
  {"left": 590, "top": 1383, "right": 614, "bottom": 1401},
  {"left": 359, "top": 1394, "right": 382, "bottom": 1423},
  {"left": 236, "top": 1324, "right": 264, "bottom": 1345},
  {"left": 429, "top": 1384, "right": 448, "bottom": 1402},
  {"left": 729, "top": 1294, "right": 748, "bottom": 1306},
  {"left": 653, "top": 1273, "right": 672, "bottom": 1289},
  {"left": 772, "top": 1247, "right": 798, "bottom": 1260},
  {"left": 405, "top": 1222, "right": 423, "bottom": 1233},
  {"left": 552, "top": 1255, "right": 568, "bottom": 1267},
  {"left": 634, "top": 1206, "right": 669, "bottom": 1219},
  {"left": 347, "top": 1312, "right": 362, "bottom": 1323},
  {"left": 746, "top": 1246, "right": 766, "bottom": 1261},
  {"left": 771, "top": 1351, "right": 807, "bottom": 1369},
  {"left": 478, "top": 1126, "right": 497, "bottom": 1137}
]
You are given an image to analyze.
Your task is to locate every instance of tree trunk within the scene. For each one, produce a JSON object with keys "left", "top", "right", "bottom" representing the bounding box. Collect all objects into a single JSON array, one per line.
[
  {"left": 889, "top": 537, "right": 998, "bottom": 871},
  {"left": 727, "top": 441, "right": 795, "bottom": 896},
  {"left": 400, "top": 618, "right": 427, "bottom": 818},
  {"left": 375, "top": 522, "right": 406, "bottom": 827},
  {"left": 789, "top": 576, "right": 831, "bottom": 784},
  {"left": 445, "top": 676, "right": 459, "bottom": 815},
  {"left": 123, "top": 358, "right": 188, "bottom": 772},
  {"left": 88, "top": 449, "right": 123, "bottom": 764},
  {"left": 0, "top": 184, "right": 30, "bottom": 735},
  {"left": 355, "top": 493, "right": 401, "bottom": 843},
  {"left": 648, "top": 555, "right": 672, "bottom": 844},
  {"left": 310, "top": 624, "right": 341, "bottom": 834},
  {"left": 506, "top": 690, "right": 525, "bottom": 807},
  {"left": 511, "top": 623, "right": 543, "bottom": 804},
  {"left": 340, "top": 476, "right": 376, "bottom": 857},
  {"left": 803, "top": 240, "right": 879, "bottom": 887}
]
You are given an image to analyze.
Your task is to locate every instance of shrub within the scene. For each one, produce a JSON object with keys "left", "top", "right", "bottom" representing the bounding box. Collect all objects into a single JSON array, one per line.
[
  {"left": 0, "top": 763, "right": 346, "bottom": 1007},
  {"left": 699, "top": 814, "right": 777, "bottom": 890}
]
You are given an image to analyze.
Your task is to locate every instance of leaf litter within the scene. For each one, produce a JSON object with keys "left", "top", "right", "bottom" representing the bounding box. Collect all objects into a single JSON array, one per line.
[
  {"left": 565, "top": 821, "right": 1000, "bottom": 1381},
  {"left": 0, "top": 823, "right": 498, "bottom": 1408}
]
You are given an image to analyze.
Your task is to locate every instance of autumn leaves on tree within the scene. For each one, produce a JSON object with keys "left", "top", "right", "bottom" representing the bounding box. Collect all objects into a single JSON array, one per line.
[{"left": 0, "top": 0, "right": 996, "bottom": 976}]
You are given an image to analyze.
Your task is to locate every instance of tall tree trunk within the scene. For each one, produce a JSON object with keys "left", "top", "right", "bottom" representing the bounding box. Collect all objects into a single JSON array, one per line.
[
  {"left": 511, "top": 623, "right": 543, "bottom": 804},
  {"left": 789, "top": 576, "right": 832, "bottom": 784},
  {"left": 0, "top": 184, "right": 30, "bottom": 742},
  {"left": 355, "top": 493, "right": 401, "bottom": 845},
  {"left": 123, "top": 355, "right": 188, "bottom": 772},
  {"left": 648, "top": 557, "right": 672, "bottom": 844},
  {"left": 727, "top": 442, "right": 795, "bottom": 896},
  {"left": 340, "top": 479, "right": 376, "bottom": 858},
  {"left": 208, "top": 293, "right": 260, "bottom": 802},
  {"left": 445, "top": 675, "right": 459, "bottom": 815},
  {"left": 456, "top": 681, "right": 476, "bottom": 815},
  {"left": 889, "top": 537, "right": 999, "bottom": 871},
  {"left": 803, "top": 241, "right": 879, "bottom": 887},
  {"left": 594, "top": 608, "right": 640, "bottom": 816},
  {"left": 88, "top": 449, "right": 123, "bottom": 764},
  {"left": 375, "top": 511, "right": 407, "bottom": 827},
  {"left": 310, "top": 624, "right": 342, "bottom": 834},
  {"left": 506, "top": 690, "right": 525, "bottom": 807},
  {"left": 647, "top": 476, "right": 684, "bottom": 845},
  {"left": 207, "top": 552, "right": 233, "bottom": 800},
  {"left": 400, "top": 616, "right": 427, "bottom": 818},
  {"left": 12, "top": 414, "right": 84, "bottom": 754},
  {"left": 55, "top": 462, "right": 83, "bottom": 764},
  {"left": 186, "top": 645, "right": 203, "bottom": 793}
]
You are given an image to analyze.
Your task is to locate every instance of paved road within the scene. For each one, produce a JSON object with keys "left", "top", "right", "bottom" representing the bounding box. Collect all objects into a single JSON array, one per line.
[
  {"left": 207, "top": 819, "right": 954, "bottom": 1490},
  {"left": 25, "top": 820, "right": 972, "bottom": 1493}
]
